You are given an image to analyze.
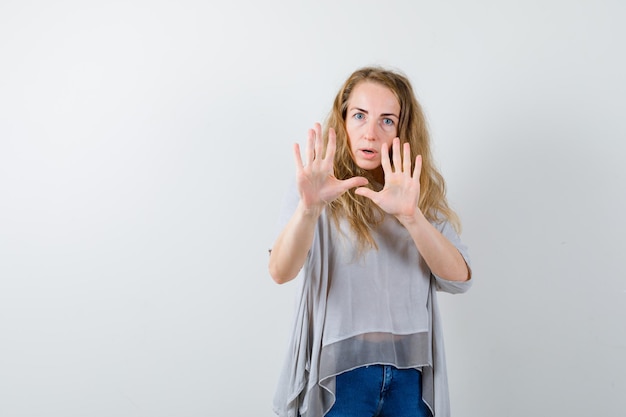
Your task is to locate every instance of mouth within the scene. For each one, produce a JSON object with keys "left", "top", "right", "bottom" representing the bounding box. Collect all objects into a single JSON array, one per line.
[{"left": 358, "top": 148, "right": 378, "bottom": 160}]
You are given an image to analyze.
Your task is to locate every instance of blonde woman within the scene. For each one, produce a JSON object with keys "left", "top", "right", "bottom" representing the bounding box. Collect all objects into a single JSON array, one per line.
[{"left": 269, "top": 67, "right": 472, "bottom": 417}]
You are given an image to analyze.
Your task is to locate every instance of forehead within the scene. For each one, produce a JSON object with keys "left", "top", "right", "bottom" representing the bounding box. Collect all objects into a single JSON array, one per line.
[{"left": 348, "top": 81, "right": 400, "bottom": 111}]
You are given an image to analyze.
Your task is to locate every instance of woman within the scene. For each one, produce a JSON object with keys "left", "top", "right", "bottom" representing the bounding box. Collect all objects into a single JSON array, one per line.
[{"left": 269, "top": 67, "right": 472, "bottom": 417}]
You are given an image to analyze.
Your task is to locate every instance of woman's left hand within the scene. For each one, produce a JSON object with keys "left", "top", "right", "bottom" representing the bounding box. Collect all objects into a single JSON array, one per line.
[
  {"left": 355, "top": 138, "right": 422, "bottom": 221},
  {"left": 357, "top": 138, "right": 470, "bottom": 282}
]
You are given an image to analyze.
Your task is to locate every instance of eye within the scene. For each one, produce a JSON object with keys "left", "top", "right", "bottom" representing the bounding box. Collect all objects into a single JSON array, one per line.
[
  {"left": 353, "top": 112, "right": 365, "bottom": 120},
  {"left": 382, "top": 118, "right": 394, "bottom": 126}
]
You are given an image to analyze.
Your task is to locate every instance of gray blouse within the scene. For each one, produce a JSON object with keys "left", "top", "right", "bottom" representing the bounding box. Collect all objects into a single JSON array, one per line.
[{"left": 272, "top": 185, "right": 472, "bottom": 417}]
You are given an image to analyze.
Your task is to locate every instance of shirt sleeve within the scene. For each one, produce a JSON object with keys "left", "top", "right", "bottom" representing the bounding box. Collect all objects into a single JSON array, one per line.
[
  {"left": 269, "top": 180, "right": 300, "bottom": 253},
  {"left": 431, "top": 219, "right": 473, "bottom": 294}
]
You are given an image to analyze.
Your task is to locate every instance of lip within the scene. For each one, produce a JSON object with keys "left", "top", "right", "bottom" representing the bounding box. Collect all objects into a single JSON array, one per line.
[{"left": 358, "top": 148, "right": 378, "bottom": 160}]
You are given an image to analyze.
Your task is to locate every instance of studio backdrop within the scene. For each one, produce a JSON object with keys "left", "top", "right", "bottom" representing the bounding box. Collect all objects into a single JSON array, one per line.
[{"left": 0, "top": 1, "right": 624, "bottom": 416}]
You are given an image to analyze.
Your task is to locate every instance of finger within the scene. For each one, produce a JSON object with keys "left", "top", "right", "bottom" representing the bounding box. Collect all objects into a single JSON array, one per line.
[
  {"left": 340, "top": 176, "right": 369, "bottom": 191},
  {"left": 314, "top": 122, "right": 323, "bottom": 161},
  {"left": 403, "top": 142, "right": 412, "bottom": 175},
  {"left": 413, "top": 155, "right": 423, "bottom": 184},
  {"left": 325, "top": 128, "right": 336, "bottom": 166},
  {"left": 293, "top": 143, "right": 304, "bottom": 172},
  {"left": 325, "top": 177, "right": 369, "bottom": 204},
  {"left": 392, "top": 138, "right": 402, "bottom": 173},
  {"left": 354, "top": 186, "right": 376, "bottom": 201},
  {"left": 305, "top": 128, "right": 315, "bottom": 166},
  {"left": 380, "top": 142, "right": 392, "bottom": 174}
]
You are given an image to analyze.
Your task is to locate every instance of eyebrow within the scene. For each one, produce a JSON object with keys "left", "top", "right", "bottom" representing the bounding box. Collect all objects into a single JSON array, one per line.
[{"left": 350, "top": 107, "right": 399, "bottom": 119}]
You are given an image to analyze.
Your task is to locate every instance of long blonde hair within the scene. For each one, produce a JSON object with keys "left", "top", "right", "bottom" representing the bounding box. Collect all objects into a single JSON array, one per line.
[{"left": 324, "top": 66, "right": 460, "bottom": 251}]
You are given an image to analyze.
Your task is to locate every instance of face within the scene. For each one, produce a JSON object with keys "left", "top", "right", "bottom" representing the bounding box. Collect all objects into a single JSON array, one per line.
[{"left": 345, "top": 81, "right": 400, "bottom": 182}]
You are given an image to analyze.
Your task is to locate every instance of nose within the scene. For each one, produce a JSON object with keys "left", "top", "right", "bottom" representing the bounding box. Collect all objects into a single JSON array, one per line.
[{"left": 363, "top": 120, "right": 377, "bottom": 141}]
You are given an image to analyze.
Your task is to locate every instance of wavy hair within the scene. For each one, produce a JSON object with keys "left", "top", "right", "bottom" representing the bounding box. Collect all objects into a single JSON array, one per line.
[{"left": 324, "top": 66, "right": 460, "bottom": 251}]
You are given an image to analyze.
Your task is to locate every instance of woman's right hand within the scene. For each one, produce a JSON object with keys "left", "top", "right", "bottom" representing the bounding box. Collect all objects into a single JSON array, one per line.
[
  {"left": 294, "top": 123, "right": 368, "bottom": 213},
  {"left": 269, "top": 123, "right": 368, "bottom": 284}
]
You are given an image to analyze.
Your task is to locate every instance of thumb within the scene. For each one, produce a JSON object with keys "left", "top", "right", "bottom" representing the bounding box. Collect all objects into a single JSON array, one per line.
[
  {"left": 341, "top": 176, "right": 369, "bottom": 191},
  {"left": 354, "top": 186, "right": 376, "bottom": 200}
]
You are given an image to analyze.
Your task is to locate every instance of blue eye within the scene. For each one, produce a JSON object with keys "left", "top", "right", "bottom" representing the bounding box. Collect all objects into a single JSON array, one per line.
[
  {"left": 382, "top": 118, "right": 394, "bottom": 126},
  {"left": 354, "top": 113, "right": 364, "bottom": 120}
]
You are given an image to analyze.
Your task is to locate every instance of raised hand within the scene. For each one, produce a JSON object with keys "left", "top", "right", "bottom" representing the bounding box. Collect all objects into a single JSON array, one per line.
[
  {"left": 355, "top": 138, "right": 422, "bottom": 221},
  {"left": 294, "top": 123, "right": 368, "bottom": 212}
]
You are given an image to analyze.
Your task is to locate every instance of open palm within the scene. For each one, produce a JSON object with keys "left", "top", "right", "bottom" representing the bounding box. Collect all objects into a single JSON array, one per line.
[
  {"left": 355, "top": 138, "right": 422, "bottom": 219},
  {"left": 294, "top": 123, "right": 368, "bottom": 211}
]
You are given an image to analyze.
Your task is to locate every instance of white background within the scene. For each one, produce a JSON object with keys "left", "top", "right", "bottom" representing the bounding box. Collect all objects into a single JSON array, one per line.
[{"left": 1, "top": 1, "right": 625, "bottom": 416}]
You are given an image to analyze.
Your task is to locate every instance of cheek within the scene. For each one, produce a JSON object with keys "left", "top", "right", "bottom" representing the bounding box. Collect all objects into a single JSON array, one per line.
[
  {"left": 347, "top": 136, "right": 358, "bottom": 155},
  {"left": 345, "top": 127, "right": 356, "bottom": 148},
  {"left": 379, "top": 122, "right": 397, "bottom": 138}
]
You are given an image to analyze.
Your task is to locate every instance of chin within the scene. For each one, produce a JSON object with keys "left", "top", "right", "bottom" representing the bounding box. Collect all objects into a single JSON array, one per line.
[
  {"left": 354, "top": 163, "right": 382, "bottom": 179},
  {"left": 357, "top": 162, "right": 380, "bottom": 172}
]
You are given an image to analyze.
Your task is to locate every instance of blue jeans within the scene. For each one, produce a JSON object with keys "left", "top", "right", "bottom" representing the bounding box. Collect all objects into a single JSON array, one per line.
[{"left": 325, "top": 365, "right": 432, "bottom": 417}]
